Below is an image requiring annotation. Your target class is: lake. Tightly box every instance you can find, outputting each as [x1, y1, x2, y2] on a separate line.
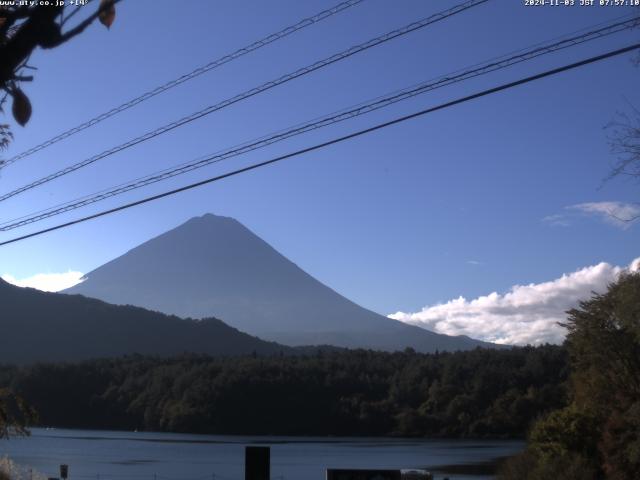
[0, 428, 524, 480]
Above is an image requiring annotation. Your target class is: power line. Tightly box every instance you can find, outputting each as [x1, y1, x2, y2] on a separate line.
[1, 15, 637, 232]
[0, 0, 489, 203]
[0, 0, 366, 168]
[1, 42, 638, 248]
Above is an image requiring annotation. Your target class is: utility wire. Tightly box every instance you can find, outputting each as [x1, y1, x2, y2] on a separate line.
[0, 0, 489, 203]
[1, 15, 637, 232]
[1, 42, 638, 247]
[0, 0, 366, 168]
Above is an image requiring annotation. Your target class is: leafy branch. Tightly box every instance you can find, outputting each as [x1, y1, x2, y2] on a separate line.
[0, 0, 120, 131]
[0, 387, 37, 438]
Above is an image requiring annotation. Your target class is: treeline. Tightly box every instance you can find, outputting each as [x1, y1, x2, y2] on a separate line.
[0, 345, 567, 438]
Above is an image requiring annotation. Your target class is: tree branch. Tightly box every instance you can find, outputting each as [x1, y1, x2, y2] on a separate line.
[52, 0, 122, 47]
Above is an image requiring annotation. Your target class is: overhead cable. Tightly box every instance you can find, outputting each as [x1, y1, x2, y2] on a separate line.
[0, 0, 489, 202]
[1, 15, 637, 232]
[1, 41, 638, 247]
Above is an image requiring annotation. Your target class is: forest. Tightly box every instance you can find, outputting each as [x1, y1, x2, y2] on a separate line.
[1, 273, 638, 479]
[0, 344, 568, 438]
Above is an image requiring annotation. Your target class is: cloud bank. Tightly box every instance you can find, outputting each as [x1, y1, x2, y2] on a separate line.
[389, 258, 640, 346]
[2, 271, 85, 292]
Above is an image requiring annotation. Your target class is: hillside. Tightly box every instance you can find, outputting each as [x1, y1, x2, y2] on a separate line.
[0, 278, 291, 364]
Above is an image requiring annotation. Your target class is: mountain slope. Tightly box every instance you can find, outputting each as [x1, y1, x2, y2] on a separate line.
[0, 278, 291, 364]
[66, 214, 493, 352]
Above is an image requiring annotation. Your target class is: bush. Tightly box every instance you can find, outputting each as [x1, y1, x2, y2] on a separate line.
[0, 457, 46, 480]
[498, 449, 597, 480]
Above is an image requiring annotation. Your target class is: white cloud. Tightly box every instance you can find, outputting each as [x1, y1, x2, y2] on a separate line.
[1, 271, 85, 292]
[569, 201, 640, 229]
[542, 214, 571, 227]
[389, 258, 640, 346]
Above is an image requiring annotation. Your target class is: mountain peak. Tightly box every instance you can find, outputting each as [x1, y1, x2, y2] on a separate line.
[192, 212, 235, 222]
[65, 215, 493, 352]
[178, 213, 241, 229]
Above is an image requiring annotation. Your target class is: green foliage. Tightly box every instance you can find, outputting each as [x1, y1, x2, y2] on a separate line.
[564, 272, 640, 479]
[529, 404, 600, 460]
[502, 271, 640, 479]
[564, 273, 640, 411]
[0, 345, 567, 438]
[498, 449, 597, 480]
[0, 388, 36, 438]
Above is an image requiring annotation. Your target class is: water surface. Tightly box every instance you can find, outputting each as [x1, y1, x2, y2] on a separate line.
[0, 428, 524, 480]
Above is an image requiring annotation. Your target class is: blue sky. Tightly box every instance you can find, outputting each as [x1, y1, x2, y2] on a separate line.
[0, 0, 638, 330]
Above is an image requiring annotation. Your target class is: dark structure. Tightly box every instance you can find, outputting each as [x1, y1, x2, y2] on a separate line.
[245, 446, 270, 480]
